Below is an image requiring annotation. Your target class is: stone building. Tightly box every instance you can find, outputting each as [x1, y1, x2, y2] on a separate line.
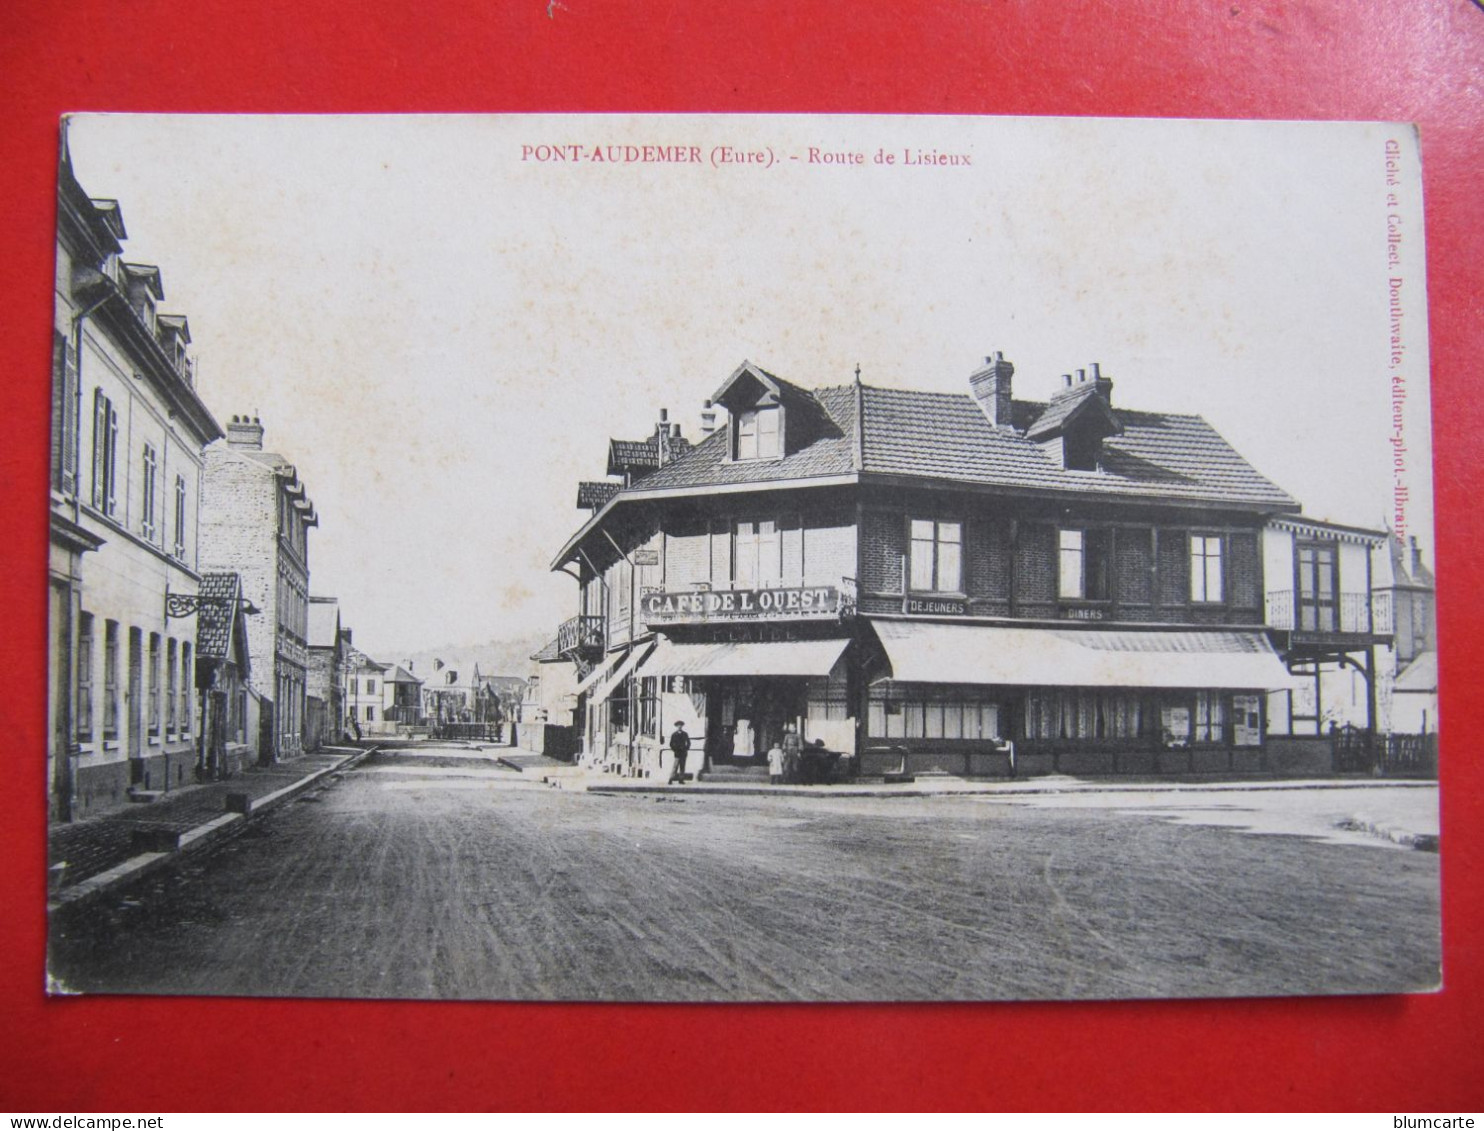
[548, 354, 1392, 780]
[342, 641, 387, 737]
[49, 141, 223, 819]
[199, 416, 317, 761]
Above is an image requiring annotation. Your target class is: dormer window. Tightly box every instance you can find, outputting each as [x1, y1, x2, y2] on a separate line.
[735, 406, 781, 460]
[712, 361, 796, 463]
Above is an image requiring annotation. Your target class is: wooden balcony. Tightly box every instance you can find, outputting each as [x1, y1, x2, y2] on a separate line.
[1266, 589, 1392, 645]
[557, 615, 605, 659]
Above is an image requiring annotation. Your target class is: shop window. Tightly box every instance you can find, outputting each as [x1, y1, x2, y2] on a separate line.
[1193, 691, 1226, 743]
[867, 688, 1003, 741]
[1190, 534, 1223, 603]
[610, 677, 631, 730]
[639, 677, 659, 738]
[1058, 528, 1110, 600]
[735, 406, 781, 460]
[76, 613, 94, 741]
[909, 519, 962, 593]
[1024, 689, 1147, 742]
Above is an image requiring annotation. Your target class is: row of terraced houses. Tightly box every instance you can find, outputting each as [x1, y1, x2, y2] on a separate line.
[45, 141, 366, 822]
[526, 355, 1436, 781]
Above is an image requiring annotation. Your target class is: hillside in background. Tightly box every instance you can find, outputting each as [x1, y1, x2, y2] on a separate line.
[366, 635, 548, 686]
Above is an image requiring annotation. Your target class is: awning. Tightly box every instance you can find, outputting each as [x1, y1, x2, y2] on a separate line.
[588, 641, 655, 703]
[871, 620, 1299, 690]
[643, 636, 850, 679]
[574, 650, 623, 697]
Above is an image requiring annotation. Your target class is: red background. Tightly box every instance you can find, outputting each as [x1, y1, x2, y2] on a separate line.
[3, 0, 1483, 1112]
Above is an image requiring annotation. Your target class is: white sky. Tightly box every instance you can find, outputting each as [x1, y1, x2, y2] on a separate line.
[65, 114, 1434, 657]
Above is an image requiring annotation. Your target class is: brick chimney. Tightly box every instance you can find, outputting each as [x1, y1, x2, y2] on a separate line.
[969, 352, 1015, 428]
[1090, 361, 1113, 405]
[226, 414, 265, 450]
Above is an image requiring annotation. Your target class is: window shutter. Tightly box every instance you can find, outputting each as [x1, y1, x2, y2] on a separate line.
[91, 389, 107, 508]
[62, 342, 79, 494]
[106, 403, 119, 516]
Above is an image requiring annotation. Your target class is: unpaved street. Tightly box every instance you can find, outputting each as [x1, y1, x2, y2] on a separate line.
[48, 746, 1441, 1001]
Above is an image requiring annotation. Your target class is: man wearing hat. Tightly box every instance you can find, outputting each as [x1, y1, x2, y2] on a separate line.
[667, 720, 692, 784]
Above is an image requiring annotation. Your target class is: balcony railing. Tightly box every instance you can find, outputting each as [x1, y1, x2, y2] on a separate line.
[1266, 589, 1392, 635]
[557, 614, 605, 658]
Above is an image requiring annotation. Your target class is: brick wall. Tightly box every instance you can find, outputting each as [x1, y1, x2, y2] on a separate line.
[1229, 530, 1262, 613]
[1116, 527, 1154, 607]
[803, 523, 854, 588]
[664, 521, 709, 588]
[1014, 522, 1057, 614]
[1157, 527, 1189, 608]
[966, 520, 1009, 600]
[860, 509, 904, 594]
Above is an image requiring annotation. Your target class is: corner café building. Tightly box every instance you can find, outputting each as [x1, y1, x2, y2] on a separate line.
[551, 356, 1315, 779]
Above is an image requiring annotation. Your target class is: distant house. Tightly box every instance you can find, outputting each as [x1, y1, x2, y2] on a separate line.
[520, 636, 579, 760]
[381, 663, 425, 728]
[306, 596, 345, 750]
[343, 644, 387, 738]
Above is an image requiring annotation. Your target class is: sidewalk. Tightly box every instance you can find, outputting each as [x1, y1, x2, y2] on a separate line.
[530, 766, 1439, 800]
[48, 745, 366, 910]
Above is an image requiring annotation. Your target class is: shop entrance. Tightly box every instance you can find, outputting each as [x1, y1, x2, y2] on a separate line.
[704, 677, 807, 765]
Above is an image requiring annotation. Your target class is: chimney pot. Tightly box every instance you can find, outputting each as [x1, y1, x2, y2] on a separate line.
[1089, 362, 1101, 381]
[659, 407, 668, 423]
[1077, 368, 1087, 383]
[226, 414, 266, 451]
[1063, 374, 1073, 388]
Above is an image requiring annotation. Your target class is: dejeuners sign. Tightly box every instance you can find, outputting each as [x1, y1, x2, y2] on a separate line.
[643, 586, 840, 623]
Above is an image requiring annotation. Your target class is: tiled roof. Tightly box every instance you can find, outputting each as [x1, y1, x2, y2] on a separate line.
[195, 573, 242, 660]
[619, 379, 1294, 509]
[1395, 651, 1437, 693]
[531, 637, 562, 662]
[631, 384, 858, 491]
[862, 386, 1296, 507]
[608, 438, 659, 473]
[577, 480, 622, 509]
[1024, 381, 1122, 440]
[383, 664, 423, 685]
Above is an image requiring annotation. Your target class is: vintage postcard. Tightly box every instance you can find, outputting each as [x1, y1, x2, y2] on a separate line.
[45, 114, 1438, 1001]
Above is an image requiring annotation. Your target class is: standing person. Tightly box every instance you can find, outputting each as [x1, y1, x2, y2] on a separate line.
[767, 740, 786, 784]
[668, 720, 692, 784]
[782, 723, 804, 784]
